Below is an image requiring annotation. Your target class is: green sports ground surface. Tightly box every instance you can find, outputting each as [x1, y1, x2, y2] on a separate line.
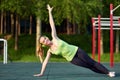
[0, 62, 120, 80]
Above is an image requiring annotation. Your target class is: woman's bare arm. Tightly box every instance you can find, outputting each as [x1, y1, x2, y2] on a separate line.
[47, 4, 58, 39]
[34, 50, 51, 77]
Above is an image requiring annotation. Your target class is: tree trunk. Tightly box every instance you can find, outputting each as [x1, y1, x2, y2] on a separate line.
[3, 12, 6, 34]
[29, 15, 32, 35]
[36, 16, 41, 54]
[14, 14, 19, 50]
[0, 10, 3, 34]
[77, 24, 80, 34]
[11, 13, 14, 36]
[115, 30, 119, 54]
[24, 20, 27, 34]
[18, 17, 20, 35]
[66, 19, 70, 34]
[73, 20, 76, 34]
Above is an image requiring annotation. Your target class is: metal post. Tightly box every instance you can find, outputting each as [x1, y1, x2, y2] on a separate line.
[92, 18, 96, 59]
[110, 4, 114, 67]
[98, 15, 101, 63]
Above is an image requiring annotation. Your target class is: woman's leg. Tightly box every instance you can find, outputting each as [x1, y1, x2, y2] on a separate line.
[71, 48, 109, 74]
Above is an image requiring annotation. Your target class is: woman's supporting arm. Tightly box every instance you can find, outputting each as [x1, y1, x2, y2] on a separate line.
[34, 50, 51, 77]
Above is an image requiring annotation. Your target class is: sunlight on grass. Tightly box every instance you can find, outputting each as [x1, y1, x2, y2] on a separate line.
[17, 53, 120, 62]
[0, 53, 120, 62]
[89, 53, 120, 62]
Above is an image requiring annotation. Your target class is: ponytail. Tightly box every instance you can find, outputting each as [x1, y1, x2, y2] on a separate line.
[36, 36, 48, 63]
[36, 43, 44, 63]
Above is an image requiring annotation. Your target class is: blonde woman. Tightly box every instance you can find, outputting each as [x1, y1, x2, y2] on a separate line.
[34, 4, 115, 77]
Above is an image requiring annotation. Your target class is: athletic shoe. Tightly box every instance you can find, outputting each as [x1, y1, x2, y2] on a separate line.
[108, 72, 115, 77]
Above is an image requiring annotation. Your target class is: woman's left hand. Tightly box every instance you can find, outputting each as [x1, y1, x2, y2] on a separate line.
[47, 4, 53, 12]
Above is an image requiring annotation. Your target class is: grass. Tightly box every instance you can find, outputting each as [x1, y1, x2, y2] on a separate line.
[20, 53, 120, 63]
[91, 53, 120, 62]
[1, 53, 119, 63]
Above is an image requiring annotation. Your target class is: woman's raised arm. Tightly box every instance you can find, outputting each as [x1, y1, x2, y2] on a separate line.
[47, 4, 58, 39]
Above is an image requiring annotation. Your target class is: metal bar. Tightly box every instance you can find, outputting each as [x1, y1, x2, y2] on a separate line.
[95, 24, 120, 26]
[5, 40, 7, 64]
[98, 15, 101, 63]
[112, 4, 120, 12]
[0, 39, 7, 64]
[92, 18, 96, 59]
[113, 16, 120, 19]
[93, 18, 110, 20]
[95, 27, 120, 30]
[110, 4, 114, 67]
[100, 21, 119, 23]
[93, 16, 120, 20]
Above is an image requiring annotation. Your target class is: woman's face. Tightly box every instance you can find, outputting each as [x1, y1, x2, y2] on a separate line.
[40, 36, 51, 46]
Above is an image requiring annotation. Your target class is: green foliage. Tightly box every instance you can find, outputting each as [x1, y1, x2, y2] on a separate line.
[8, 34, 36, 60]
[1, 0, 120, 32]
[0, 0, 109, 35]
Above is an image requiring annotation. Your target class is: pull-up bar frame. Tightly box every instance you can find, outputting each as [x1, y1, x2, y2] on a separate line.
[0, 39, 7, 64]
[92, 4, 120, 68]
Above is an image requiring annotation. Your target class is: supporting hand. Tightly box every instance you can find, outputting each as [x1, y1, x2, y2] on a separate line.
[33, 73, 43, 77]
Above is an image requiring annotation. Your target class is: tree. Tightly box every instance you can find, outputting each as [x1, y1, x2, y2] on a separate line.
[20, 0, 35, 35]
[48, 0, 84, 34]
[0, 0, 5, 34]
[33, 0, 45, 54]
[1, 0, 25, 50]
[46, 0, 103, 34]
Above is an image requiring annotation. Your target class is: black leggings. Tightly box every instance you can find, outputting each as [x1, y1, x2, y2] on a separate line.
[70, 48, 109, 74]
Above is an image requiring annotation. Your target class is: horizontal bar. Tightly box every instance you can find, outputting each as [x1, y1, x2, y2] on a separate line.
[93, 17, 120, 20]
[100, 21, 119, 24]
[95, 24, 120, 26]
[0, 39, 7, 41]
[95, 27, 120, 30]
[93, 18, 110, 20]
[113, 16, 120, 19]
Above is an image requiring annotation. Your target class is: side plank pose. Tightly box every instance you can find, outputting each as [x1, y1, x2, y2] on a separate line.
[34, 4, 115, 77]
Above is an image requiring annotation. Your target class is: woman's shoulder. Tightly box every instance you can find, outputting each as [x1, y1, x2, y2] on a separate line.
[52, 37, 60, 41]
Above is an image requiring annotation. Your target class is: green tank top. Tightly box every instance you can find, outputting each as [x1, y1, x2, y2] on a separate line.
[50, 39, 78, 61]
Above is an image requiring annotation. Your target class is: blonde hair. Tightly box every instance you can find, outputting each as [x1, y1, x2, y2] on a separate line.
[36, 44, 44, 63]
[36, 36, 49, 63]
[36, 36, 45, 63]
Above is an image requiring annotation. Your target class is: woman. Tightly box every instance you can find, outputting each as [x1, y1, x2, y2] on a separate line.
[34, 4, 115, 77]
